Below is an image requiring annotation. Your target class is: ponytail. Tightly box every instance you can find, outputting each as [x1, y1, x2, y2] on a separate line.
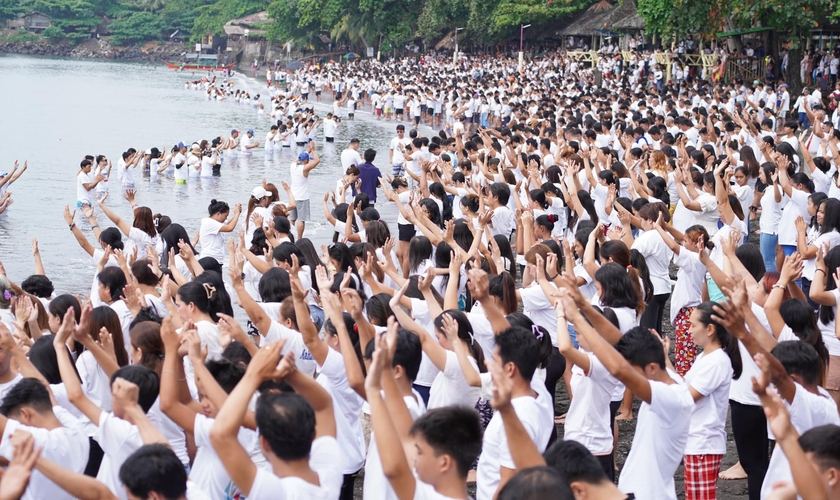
[625, 266, 647, 316]
[695, 302, 743, 379]
[489, 272, 518, 315]
[434, 310, 486, 373]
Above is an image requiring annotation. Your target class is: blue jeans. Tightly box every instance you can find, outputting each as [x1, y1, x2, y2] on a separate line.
[760, 233, 778, 272]
[799, 112, 810, 130]
[309, 304, 325, 332]
[781, 244, 796, 257]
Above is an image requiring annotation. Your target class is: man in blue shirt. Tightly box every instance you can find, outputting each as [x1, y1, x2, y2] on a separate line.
[355, 148, 382, 206]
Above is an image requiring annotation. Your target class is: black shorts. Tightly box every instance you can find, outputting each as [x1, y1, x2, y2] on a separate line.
[398, 223, 415, 242]
[326, 137, 335, 143]
[316, 90, 322, 95]
[348, 113, 355, 117]
[335, 91, 343, 100]
[395, 108, 404, 115]
[420, 105, 427, 114]
[414, 115, 420, 125]
[471, 114, 481, 124]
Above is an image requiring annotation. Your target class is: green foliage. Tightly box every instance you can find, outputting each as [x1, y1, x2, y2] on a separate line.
[0, 0, 21, 23]
[42, 24, 64, 41]
[190, 0, 266, 42]
[6, 27, 39, 42]
[109, 11, 165, 44]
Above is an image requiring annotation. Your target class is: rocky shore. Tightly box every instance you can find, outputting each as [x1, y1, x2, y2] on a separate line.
[0, 38, 186, 62]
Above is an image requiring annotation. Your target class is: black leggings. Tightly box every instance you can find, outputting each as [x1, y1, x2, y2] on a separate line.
[340, 470, 360, 500]
[730, 400, 770, 500]
[544, 350, 567, 417]
[640, 293, 670, 334]
[84, 437, 103, 477]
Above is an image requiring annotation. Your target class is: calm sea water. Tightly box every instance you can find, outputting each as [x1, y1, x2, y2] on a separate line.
[0, 55, 401, 296]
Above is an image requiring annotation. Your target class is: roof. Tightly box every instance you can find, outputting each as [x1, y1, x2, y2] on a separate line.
[556, 0, 644, 36]
[223, 10, 268, 37]
[23, 11, 50, 19]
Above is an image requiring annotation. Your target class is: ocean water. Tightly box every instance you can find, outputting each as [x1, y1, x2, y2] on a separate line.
[0, 55, 402, 296]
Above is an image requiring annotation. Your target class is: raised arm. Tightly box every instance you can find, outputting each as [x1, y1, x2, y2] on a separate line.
[64, 206, 96, 256]
[95, 195, 132, 237]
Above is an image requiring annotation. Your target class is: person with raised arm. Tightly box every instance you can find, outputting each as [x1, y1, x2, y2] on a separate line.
[556, 275, 693, 500]
[208, 342, 342, 499]
[366, 326, 482, 500]
[51, 307, 162, 500]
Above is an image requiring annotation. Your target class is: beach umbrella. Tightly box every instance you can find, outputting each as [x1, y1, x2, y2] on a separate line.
[286, 61, 304, 70]
[344, 53, 360, 59]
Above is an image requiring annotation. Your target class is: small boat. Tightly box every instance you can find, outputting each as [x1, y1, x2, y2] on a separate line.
[165, 53, 233, 71]
[164, 61, 235, 71]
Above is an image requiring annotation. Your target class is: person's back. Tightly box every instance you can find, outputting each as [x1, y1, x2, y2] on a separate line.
[0, 379, 89, 500]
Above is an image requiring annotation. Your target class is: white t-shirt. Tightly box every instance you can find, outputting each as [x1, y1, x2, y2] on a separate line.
[290, 161, 310, 200]
[489, 205, 515, 238]
[0, 410, 90, 500]
[819, 290, 840, 356]
[631, 230, 672, 295]
[363, 391, 426, 500]
[669, 249, 706, 325]
[248, 437, 343, 500]
[264, 321, 318, 376]
[691, 192, 720, 236]
[324, 119, 337, 138]
[427, 350, 480, 409]
[316, 349, 366, 474]
[684, 349, 734, 455]
[95, 412, 145, 500]
[475, 393, 554, 500]
[617, 375, 693, 500]
[761, 384, 840, 499]
[778, 189, 810, 246]
[76, 171, 94, 204]
[759, 188, 782, 235]
[199, 217, 226, 264]
[564, 354, 621, 455]
[190, 413, 266, 500]
[340, 149, 362, 170]
[519, 283, 559, 346]
[76, 350, 113, 413]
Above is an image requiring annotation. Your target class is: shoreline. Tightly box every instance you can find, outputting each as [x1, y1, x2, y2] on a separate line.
[0, 38, 187, 64]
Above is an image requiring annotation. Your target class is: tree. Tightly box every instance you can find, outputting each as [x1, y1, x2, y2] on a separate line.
[42, 24, 66, 42]
[191, 0, 267, 42]
[109, 11, 166, 44]
[0, 0, 21, 24]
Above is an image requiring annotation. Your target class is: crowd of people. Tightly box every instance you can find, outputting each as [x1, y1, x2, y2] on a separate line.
[1, 50, 840, 500]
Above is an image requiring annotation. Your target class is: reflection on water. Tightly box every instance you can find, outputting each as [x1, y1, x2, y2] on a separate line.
[0, 55, 400, 296]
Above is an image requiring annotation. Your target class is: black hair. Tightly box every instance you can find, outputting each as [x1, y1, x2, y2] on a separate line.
[47, 293, 82, 323]
[258, 268, 292, 303]
[21, 275, 53, 299]
[820, 247, 840, 326]
[294, 239, 321, 293]
[207, 199, 230, 216]
[324, 312, 365, 374]
[273, 241, 304, 268]
[544, 439, 609, 485]
[497, 467, 574, 500]
[488, 272, 518, 315]
[780, 299, 829, 385]
[159, 224, 196, 269]
[392, 327, 422, 382]
[735, 244, 766, 282]
[97, 267, 127, 302]
[409, 407, 483, 479]
[495, 327, 540, 381]
[506, 313, 553, 369]
[365, 293, 393, 327]
[256, 392, 315, 460]
[131, 259, 160, 287]
[693, 302, 743, 379]
[799, 425, 840, 473]
[772, 340, 821, 386]
[489, 182, 511, 205]
[0, 378, 52, 416]
[119, 445, 187, 500]
[594, 263, 640, 311]
[614, 326, 665, 370]
[29, 335, 81, 384]
[205, 358, 246, 394]
[98, 228, 123, 252]
[110, 365, 160, 413]
[408, 236, 433, 275]
[192, 271, 234, 321]
[433, 310, 486, 373]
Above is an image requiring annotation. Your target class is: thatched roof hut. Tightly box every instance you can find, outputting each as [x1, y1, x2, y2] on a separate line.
[556, 0, 644, 37]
